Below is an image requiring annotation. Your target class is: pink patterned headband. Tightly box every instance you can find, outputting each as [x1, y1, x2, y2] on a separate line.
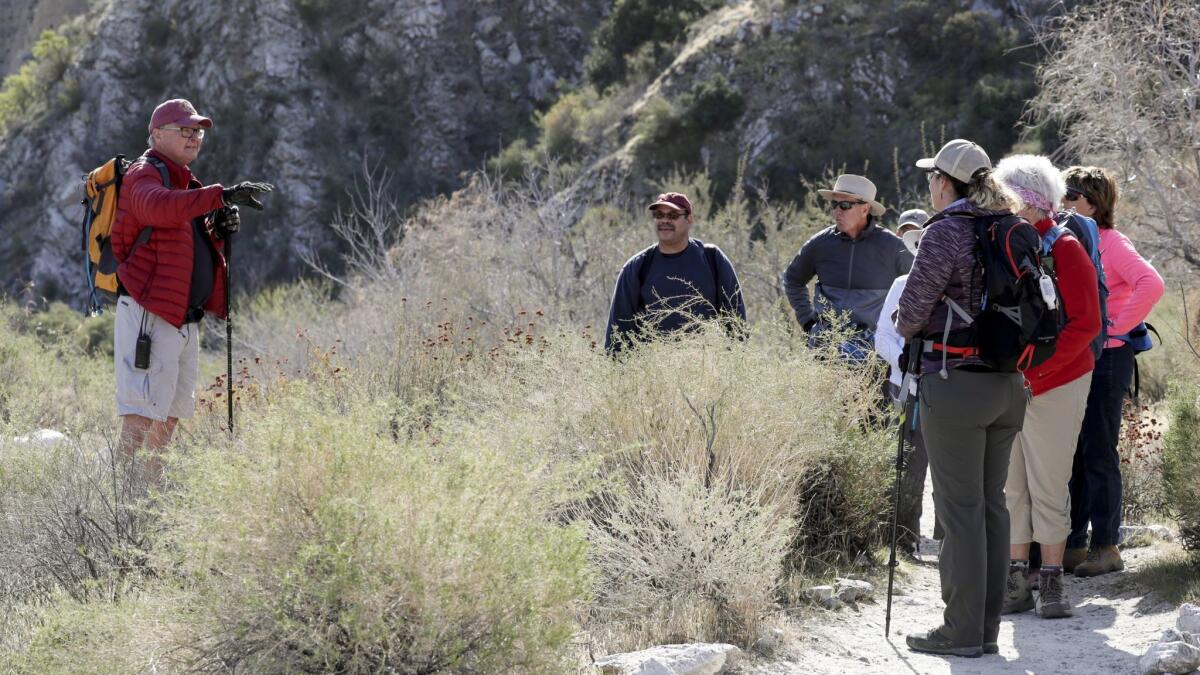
[1007, 184, 1055, 213]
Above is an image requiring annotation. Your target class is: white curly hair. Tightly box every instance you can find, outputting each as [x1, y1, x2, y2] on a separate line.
[993, 154, 1066, 219]
[993, 153, 1070, 216]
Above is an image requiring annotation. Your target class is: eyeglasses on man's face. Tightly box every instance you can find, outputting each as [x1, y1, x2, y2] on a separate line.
[651, 210, 686, 221]
[160, 126, 206, 140]
[830, 200, 867, 211]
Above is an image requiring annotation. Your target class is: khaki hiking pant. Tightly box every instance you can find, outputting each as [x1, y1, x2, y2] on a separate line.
[1006, 372, 1092, 545]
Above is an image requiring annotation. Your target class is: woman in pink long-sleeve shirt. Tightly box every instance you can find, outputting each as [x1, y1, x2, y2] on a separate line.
[1061, 166, 1165, 578]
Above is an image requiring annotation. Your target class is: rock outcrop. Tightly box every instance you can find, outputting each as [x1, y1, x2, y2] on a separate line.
[0, 0, 602, 300]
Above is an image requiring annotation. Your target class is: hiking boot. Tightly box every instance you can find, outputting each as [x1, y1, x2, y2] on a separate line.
[1036, 572, 1073, 618]
[1063, 547, 1088, 574]
[906, 627, 983, 658]
[1028, 569, 1040, 591]
[1073, 545, 1124, 577]
[1002, 568, 1035, 614]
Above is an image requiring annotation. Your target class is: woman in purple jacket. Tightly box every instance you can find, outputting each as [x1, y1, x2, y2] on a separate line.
[897, 140, 1028, 658]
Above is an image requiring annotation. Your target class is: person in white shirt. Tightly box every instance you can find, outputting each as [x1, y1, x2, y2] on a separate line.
[875, 208, 933, 551]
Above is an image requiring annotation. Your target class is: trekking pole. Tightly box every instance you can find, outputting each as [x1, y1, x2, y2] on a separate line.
[225, 232, 234, 435]
[886, 338, 923, 637]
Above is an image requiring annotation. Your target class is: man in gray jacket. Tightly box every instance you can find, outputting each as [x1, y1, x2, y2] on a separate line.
[783, 174, 912, 361]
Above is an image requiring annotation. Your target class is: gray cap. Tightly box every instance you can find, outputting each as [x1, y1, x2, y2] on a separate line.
[897, 208, 929, 230]
[916, 139, 991, 183]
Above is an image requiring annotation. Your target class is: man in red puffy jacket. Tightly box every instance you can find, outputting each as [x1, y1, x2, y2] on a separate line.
[111, 98, 272, 478]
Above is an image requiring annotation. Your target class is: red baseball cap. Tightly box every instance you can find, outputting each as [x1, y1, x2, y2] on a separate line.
[647, 192, 692, 215]
[148, 98, 213, 133]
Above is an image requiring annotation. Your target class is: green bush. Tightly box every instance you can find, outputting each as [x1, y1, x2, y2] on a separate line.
[584, 0, 723, 90]
[1163, 382, 1200, 550]
[0, 30, 74, 133]
[0, 305, 112, 434]
[679, 75, 745, 134]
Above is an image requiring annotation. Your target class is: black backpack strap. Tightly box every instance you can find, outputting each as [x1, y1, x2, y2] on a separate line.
[123, 155, 171, 265]
[634, 244, 657, 288]
[143, 154, 172, 188]
[703, 243, 722, 310]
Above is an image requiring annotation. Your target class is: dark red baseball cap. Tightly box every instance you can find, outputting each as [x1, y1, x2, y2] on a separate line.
[148, 98, 213, 133]
[647, 192, 692, 215]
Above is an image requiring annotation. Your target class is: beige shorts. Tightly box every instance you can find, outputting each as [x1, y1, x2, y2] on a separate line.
[1006, 371, 1093, 545]
[114, 296, 200, 422]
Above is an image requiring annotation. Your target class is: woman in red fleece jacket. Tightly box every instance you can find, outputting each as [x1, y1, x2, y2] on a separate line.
[994, 155, 1101, 621]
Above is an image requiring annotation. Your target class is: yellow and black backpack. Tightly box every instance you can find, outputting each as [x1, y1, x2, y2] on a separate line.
[81, 154, 168, 314]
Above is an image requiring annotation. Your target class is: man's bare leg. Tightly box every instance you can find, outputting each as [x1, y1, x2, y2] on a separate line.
[117, 414, 179, 482]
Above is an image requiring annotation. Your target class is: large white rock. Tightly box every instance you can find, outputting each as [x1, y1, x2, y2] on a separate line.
[1139, 641, 1200, 675]
[1158, 628, 1200, 648]
[835, 578, 874, 603]
[1120, 524, 1176, 548]
[12, 429, 67, 448]
[594, 643, 742, 675]
[804, 585, 834, 603]
[1180, 604, 1200, 635]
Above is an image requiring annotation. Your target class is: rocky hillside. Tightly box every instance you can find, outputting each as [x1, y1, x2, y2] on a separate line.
[0, 0, 1066, 306]
[0, 0, 604, 300]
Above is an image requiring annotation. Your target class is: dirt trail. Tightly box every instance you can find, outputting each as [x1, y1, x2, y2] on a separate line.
[746, 482, 1180, 674]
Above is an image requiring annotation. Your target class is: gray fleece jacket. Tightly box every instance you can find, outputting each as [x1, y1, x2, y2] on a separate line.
[783, 224, 913, 330]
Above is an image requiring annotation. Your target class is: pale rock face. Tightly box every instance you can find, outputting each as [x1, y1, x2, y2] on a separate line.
[594, 643, 742, 675]
[1138, 640, 1200, 675]
[12, 429, 68, 448]
[1180, 604, 1200, 635]
[1119, 524, 1175, 548]
[834, 578, 874, 603]
[0, 0, 602, 300]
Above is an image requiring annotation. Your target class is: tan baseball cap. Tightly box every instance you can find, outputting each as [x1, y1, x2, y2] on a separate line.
[916, 139, 991, 183]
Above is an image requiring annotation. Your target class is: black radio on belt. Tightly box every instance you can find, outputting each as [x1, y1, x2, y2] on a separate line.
[135, 333, 152, 370]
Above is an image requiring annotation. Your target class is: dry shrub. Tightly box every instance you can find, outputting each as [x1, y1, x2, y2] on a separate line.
[0, 307, 154, 638]
[152, 376, 589, 673]
[1118, 402, 1168, 524]
[0, 305, 113, 436]
[1164, 382, 1200, 550]
[585, 472, 792, 650]
[1030, 0, 1200, 271]
[456, 320, 890, 650]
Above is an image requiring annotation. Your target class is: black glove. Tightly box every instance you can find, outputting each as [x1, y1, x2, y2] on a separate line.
[897, 346, 910, 376]
[212, 206, 240, 239]
[802, 318, 817, 334]
[222, 181, 274, 210]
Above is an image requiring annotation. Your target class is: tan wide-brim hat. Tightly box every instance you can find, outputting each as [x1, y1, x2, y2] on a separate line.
[817, 174, 886, 216]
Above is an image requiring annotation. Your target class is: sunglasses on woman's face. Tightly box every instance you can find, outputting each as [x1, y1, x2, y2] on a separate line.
[830, 200, 867, 211]
[1064, 187, 1086, 202]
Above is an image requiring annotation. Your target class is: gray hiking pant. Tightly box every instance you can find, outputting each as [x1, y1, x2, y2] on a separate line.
[919, 368, 1026, 646]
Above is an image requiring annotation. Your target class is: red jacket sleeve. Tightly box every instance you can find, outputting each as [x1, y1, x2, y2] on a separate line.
[1042, 235, 1101, 377]
[124, 167, 225, 228]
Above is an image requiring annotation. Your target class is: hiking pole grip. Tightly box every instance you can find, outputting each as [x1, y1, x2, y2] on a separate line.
[886, 338, 924, 637]
[226, 233, 234, 435]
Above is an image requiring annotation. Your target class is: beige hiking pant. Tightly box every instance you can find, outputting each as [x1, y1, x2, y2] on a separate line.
[1006, 372, 1093, 545]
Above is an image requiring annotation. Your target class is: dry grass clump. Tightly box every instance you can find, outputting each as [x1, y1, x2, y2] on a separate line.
[0, 304, 113, 436]
[0, 307, 153, 643]
[451, 319, 890, 650]
[3, 370, 592, 674]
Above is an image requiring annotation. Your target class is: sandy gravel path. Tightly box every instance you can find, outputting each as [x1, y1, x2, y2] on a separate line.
[743, 481, 1180, 674]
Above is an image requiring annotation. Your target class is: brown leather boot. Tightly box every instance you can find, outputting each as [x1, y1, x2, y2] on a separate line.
[1063, 547, 1088, 574]
[1073, 545, 1124, 577]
